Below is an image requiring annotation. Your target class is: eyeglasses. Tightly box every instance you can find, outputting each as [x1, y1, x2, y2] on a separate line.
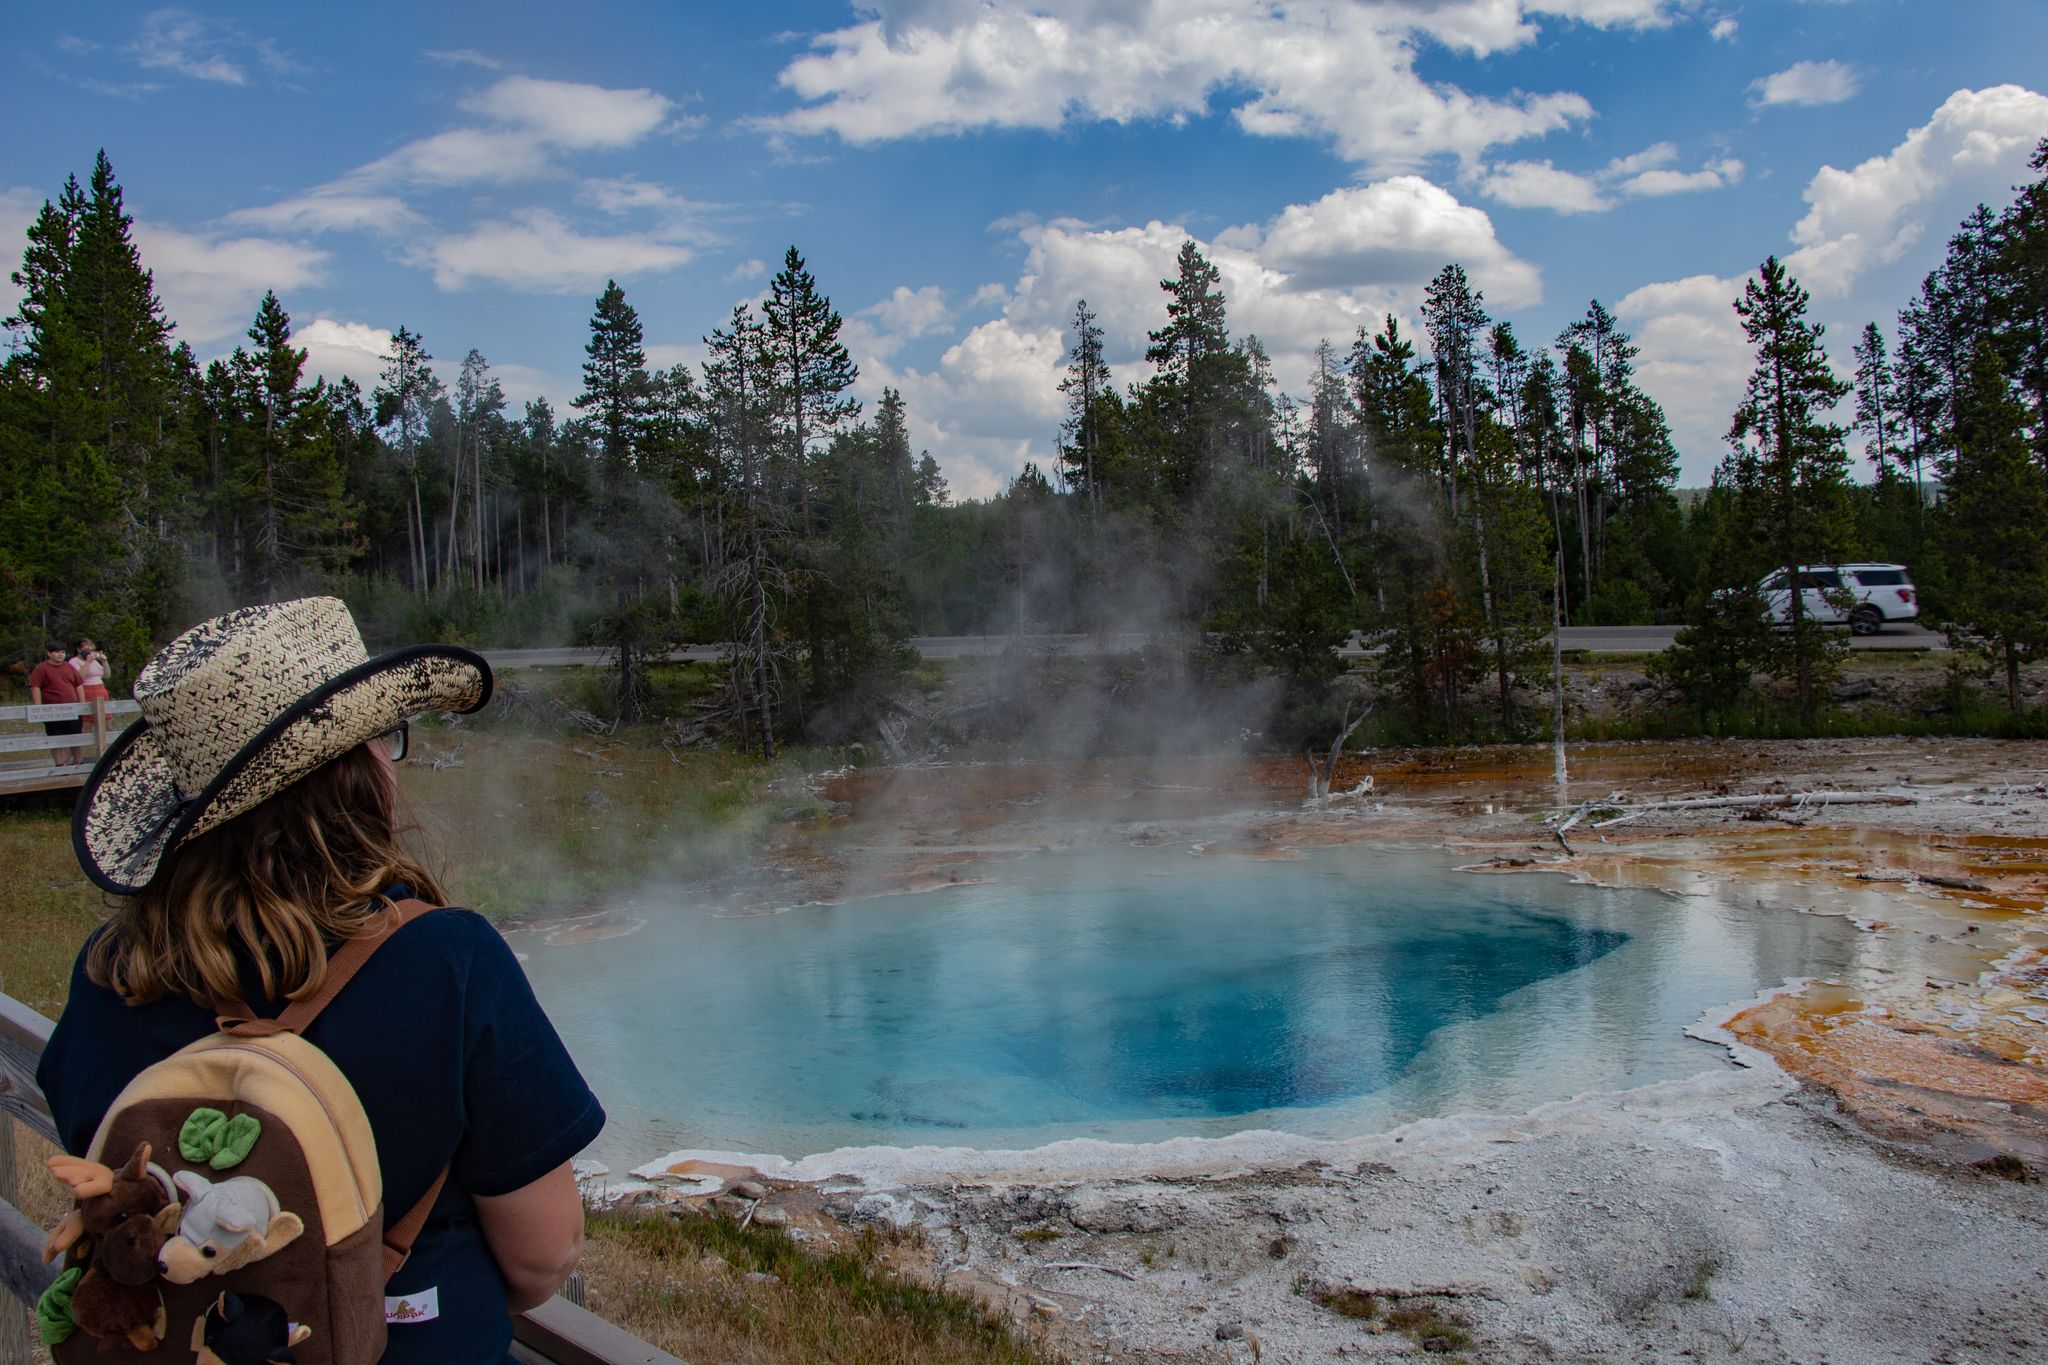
[374, 721, 409, 763]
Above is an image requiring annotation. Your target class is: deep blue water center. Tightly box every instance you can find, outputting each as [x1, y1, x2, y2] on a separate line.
[522, 847, 1853, 1164]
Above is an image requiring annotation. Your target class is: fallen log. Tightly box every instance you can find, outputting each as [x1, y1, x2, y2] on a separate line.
[1590, 790, 1920, 827]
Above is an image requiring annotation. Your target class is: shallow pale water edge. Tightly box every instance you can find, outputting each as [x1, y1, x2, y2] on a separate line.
[517, 847, 1858, 1169]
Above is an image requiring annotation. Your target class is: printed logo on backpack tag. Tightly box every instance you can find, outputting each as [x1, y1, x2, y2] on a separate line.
[385, 1287, 440, 1324]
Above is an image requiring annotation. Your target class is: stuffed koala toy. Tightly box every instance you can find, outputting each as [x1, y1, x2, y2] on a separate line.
[158, 1170, 305, 1283]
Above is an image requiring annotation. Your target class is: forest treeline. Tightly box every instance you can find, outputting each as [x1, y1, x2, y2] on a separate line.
[3, 148, 2046, 752]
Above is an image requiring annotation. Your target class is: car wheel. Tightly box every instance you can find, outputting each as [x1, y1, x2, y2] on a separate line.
[1850, 606, 1882, 636]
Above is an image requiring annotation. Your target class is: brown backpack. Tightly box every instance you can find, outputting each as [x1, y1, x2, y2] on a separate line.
[38, 900, 446, 1363]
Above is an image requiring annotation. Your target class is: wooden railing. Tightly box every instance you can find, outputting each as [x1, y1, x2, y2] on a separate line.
[0, 991, 680, 1364]
[0, 700, 140, 794]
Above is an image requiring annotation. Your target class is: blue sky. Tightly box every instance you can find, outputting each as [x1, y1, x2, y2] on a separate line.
[5, 2, 2046, 497]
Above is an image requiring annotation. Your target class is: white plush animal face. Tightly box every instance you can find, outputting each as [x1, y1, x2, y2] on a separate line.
[157, 1173, 291, 1284]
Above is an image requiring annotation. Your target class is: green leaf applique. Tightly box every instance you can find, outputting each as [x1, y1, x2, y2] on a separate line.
[179, 1107, 262, 1169]
[36, 1266, 83, 1345]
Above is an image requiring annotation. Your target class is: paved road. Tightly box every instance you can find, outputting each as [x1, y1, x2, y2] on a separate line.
[485, 623, 1944, 670]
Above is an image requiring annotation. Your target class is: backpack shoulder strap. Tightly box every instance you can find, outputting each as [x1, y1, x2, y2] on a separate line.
[211, 897, 452, 1277]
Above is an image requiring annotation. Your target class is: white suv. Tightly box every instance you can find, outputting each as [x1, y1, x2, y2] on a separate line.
[1759, 563, 1919, 636]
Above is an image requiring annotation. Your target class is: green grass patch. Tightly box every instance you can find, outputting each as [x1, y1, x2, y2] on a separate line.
[0, 806, 114, 1014]
[1312, 1285, 1381, 1319]
[583, 1207, 1056, 1365]
[1384, 1301, 1473, 1354]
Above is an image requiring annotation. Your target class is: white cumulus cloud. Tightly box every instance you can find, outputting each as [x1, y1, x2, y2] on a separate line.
[1472, 144, 1742, 214]
[1471, 160, 1611, 214]
[864, 285, 954, 339]
[848, 174, 1540, 499]
[460, 75, 672, 150]
[1622, 158, 1743, 196]
[1786, 84, 2048, 295]
[133, 222, 328, 345]
[0, 187, 44, 320]
[223, 193, 422, 235]
[766, 0, 1626, 171]
[1615, 272, 1752, 474]
[295, 318, 395, 393]
[407, 209, 694, 292]
[1750, 60, 1860, 109]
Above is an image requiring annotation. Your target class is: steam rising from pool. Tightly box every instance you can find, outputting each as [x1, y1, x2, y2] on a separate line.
[518, 848, 1857, 1168]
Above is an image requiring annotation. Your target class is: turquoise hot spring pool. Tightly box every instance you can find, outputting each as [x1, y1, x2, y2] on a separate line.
[515, 846, 1857, 1168]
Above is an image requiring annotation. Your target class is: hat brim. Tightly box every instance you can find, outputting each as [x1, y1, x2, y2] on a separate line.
[73, 645, 492, 895]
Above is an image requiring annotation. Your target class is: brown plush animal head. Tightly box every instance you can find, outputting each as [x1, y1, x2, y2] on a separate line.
[97, 1202, 182, 1286]
[44, 1142, 175, 1264]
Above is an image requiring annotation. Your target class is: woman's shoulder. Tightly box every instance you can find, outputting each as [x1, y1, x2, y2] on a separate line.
[382, 905, 525, 983]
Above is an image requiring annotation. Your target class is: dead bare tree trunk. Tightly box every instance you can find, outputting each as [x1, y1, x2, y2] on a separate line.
[1307, 702, 1371, 801]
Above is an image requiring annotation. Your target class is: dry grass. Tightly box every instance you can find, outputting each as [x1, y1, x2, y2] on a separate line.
[580, 1208, 1059, 1365]
[0, 803, 113, 1017]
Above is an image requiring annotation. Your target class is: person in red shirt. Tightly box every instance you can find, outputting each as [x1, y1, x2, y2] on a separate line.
[28, 641, 85, 766]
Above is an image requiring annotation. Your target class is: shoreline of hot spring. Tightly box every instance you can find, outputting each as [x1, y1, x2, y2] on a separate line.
[523, 738, 2048, 1189]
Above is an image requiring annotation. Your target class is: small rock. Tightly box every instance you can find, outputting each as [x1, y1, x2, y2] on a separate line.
[730, 1179, 770, 1200]
[743, 1271, 781, 1286]
[752, 1205, 790, 1228]
[581, 789, 612, 812]
[1030, 1298, 1062, 1317]
[710, 1195, 752, 1219]
[1215, 1321, 1246, 1341]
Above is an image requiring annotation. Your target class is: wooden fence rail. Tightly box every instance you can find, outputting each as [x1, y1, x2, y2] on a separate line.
[0, 700, 141, 795]
[0, 990, 681, 1364]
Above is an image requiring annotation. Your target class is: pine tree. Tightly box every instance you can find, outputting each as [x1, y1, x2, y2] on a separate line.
[1144, 240, 1234, 497]
[373, 325, 441, 593]
[762, 245, 858, 526]
[1994, 138, 2048, 477]
[1727, 257, 1855, 723]
[575, 279, 650, 477]
[1056, 299, 1111, 508]
[702, 304, 782, 757]
[1935, 343, 2048, 712]
[229, 291, 353, 599]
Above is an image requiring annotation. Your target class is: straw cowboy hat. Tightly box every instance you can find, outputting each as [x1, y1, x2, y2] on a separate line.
[73, 596, 492, 895]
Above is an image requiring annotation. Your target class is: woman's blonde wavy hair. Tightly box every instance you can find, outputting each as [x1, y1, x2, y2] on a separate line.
[90, 744, 446, 1007]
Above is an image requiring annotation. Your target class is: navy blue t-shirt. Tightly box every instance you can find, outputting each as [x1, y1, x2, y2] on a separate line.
[38, 902, 605, 1365]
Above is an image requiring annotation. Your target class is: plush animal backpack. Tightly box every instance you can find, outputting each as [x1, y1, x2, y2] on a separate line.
[37, 900, 446, 1364]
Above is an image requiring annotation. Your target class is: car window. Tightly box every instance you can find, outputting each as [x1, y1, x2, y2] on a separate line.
[1851, 568, 1907, 586]
[1801, 570, 1842, 589]
[1760, 573, 1787, 592]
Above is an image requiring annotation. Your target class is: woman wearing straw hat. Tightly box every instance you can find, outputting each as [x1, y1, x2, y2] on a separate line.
[37, 596, 605, 1363]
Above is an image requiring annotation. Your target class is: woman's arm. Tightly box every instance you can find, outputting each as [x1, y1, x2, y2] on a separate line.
[472, 1161, 586, 1313]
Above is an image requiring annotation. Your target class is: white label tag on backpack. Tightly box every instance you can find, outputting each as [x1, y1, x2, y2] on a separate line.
[385, 1287, 440, 1324]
